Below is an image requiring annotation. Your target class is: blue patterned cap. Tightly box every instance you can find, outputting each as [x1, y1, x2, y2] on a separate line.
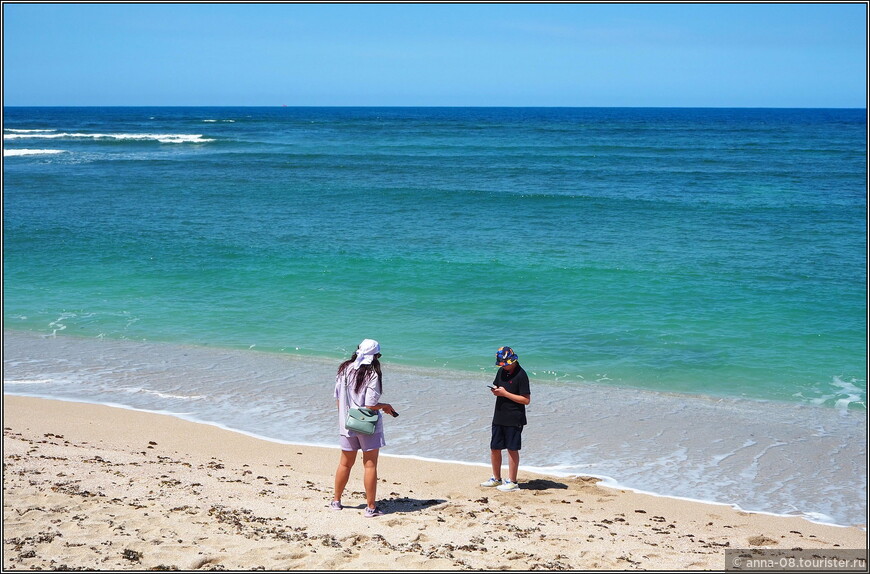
[496, 346, 518, 366]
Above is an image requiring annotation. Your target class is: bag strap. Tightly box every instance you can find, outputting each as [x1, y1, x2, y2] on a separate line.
[343, 370, 363, 410]
[343, 373, 353, 409]
[343, 368, 377, 413]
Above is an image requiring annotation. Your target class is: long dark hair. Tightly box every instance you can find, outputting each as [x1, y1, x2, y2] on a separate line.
[338, 353, 382, 394]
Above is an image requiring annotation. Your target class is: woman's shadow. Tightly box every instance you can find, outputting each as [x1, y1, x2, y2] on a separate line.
[379, 497, 448, 513]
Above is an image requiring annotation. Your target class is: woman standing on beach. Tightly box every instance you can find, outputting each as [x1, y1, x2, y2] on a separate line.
[332, 338, 397, 517]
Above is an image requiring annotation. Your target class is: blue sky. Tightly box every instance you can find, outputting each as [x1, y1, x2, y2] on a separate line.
[2, 3, 867, 107]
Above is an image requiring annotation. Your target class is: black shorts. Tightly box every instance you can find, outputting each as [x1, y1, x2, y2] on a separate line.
[490, 424, 523, 451]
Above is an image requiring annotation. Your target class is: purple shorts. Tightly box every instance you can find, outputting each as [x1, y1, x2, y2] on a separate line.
[339, 432, 386, 452]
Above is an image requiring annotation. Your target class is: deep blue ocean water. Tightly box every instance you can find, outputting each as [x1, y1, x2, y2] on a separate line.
[3, 107, 867, 525]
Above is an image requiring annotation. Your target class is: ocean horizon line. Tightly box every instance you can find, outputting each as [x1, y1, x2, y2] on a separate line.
[3, 104, 867, 111]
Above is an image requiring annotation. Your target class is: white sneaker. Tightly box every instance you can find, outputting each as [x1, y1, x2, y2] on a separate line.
[496, 480, 519, 492]
[480, 477, 503, 487]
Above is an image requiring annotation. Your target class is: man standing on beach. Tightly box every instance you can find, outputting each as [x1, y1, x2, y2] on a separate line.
[480, 346, 531, 492]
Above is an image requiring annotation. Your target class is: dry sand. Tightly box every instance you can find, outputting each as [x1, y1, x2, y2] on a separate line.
[3, 395, 865, 571]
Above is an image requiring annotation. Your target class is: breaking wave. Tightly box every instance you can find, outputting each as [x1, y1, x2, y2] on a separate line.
[4, 131, 213, 144]
[4, 149, 67, 157]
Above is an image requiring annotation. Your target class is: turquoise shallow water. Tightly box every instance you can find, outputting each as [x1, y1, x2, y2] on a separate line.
[4, 107, 866, 407]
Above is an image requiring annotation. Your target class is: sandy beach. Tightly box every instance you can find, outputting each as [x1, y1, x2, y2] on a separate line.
[3, 395, 865, 571]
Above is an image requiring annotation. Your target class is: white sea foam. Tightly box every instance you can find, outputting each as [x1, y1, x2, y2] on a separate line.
[830, 376, 866, 411]
[799, 376, 867, 411]
[116, 386, 204, 401]
[4, 129, 57, 133]
[4, 149, 67, 157]
[3, 132, 213, 144]
[4, 379, 53, 385]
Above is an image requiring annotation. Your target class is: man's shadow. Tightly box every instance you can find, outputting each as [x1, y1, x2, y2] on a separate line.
[519, 478, 569, 491]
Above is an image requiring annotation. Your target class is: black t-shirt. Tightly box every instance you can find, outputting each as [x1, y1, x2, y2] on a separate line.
[491, 364, 530, 427]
